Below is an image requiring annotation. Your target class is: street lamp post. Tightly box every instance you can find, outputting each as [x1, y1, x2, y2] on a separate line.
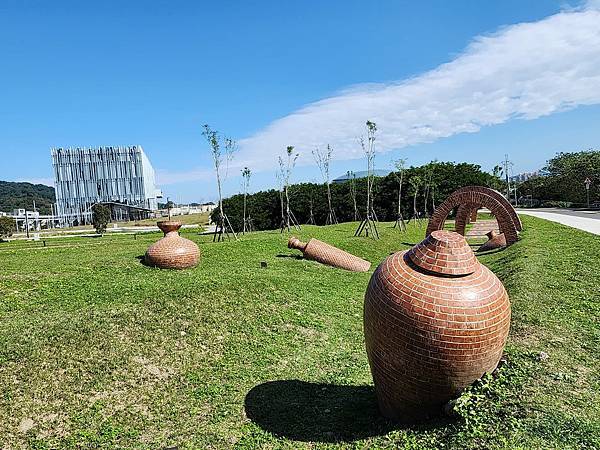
[584, 178, 591, 209]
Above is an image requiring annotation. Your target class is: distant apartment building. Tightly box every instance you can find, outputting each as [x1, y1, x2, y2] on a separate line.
[51, 145, 162, 226]
[510, 171, 540, 183]
[161, 202, 216, 217]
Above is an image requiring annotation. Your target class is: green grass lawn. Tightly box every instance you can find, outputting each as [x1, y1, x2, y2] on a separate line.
[19, 212, 210, 237]
[116, 212, 211, 227]
[0, 217, 598, 449]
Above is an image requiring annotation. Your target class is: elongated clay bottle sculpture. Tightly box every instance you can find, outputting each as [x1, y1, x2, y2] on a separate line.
[477, 230, 507, 252]
[145, 221, 200, 269]
[364, 230, 510, 420]
[288, 237, 371, 272]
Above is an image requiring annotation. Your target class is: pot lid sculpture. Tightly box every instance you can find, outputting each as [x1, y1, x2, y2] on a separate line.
[364, 230, 510, 421]
[145, 221, 200, 269]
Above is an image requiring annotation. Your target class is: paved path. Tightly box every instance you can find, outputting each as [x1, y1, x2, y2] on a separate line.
[465, 220, 499, 238]
[517, 208, 600, 236]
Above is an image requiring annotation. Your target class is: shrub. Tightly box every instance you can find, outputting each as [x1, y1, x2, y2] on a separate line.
[92, 204, 111, 234]
[0, 216, 15, 239]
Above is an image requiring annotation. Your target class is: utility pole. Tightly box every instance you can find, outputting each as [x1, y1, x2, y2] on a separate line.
[33, 200, 38, 231]
[512, 169, 518, 207]
[502, 154, 514, 202]
[25, 210, 30, 238]
[585, 178, 592, 209]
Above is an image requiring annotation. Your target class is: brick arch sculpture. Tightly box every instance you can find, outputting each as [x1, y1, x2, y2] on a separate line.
[426, 186, 522, 245]
[455, 203, 483, 236]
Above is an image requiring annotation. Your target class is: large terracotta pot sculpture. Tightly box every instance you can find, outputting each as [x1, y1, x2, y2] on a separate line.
[145, 221, 200, 269]
[364, 230, 510, 420]
[288, 237, 371, 272]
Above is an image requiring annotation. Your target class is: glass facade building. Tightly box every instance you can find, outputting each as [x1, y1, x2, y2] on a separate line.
[51, 145, 161, 226]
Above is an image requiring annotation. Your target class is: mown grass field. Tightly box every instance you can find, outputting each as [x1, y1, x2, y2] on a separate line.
[16, 212, 211, 237]
[117, 212, 211, 227]
[0, 216, 598, 449]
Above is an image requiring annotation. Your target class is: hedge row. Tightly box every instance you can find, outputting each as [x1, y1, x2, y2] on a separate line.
[213, 161, 502, 231]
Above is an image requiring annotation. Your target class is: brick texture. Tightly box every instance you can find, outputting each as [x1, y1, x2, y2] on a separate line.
[455, 203, 480, 236]
[288, 237, 371, 272]
[145, 221, 200, 269]
[427, 186, 522, 246]
[477, 231, 507, 252]
[364, 230, 510, 420]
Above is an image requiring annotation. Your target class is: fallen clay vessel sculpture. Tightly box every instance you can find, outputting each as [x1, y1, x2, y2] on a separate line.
[145, 221, 200, 269]
[364, 230, 510, 421]
[477, 230, 507, 252]
[288, 237, 371, 272]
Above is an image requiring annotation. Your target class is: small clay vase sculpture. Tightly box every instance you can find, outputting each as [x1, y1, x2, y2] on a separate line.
[288, 237, 371, 272]
[364, 230, 510, 421]
[477, 230, 507, 252]
[145, 221, 200, 269]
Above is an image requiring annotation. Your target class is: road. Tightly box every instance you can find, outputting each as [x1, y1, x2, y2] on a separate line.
[517, 208, 600, 236]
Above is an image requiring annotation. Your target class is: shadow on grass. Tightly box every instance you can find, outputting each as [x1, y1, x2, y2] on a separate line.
[244, 380, 451, 443]
[475, 247, 506, 256]
[275, 253, 304, 260]
[135, 254, 153, 267]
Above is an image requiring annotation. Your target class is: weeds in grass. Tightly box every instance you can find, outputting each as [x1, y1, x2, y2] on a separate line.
[0, 217, 598, 448]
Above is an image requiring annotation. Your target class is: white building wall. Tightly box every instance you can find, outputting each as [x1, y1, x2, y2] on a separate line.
[140, 149, 160, 210]
[51, 145, 160, 225]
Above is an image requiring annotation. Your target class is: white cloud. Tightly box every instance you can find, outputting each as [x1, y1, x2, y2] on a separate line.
[235, 4, 600, 172]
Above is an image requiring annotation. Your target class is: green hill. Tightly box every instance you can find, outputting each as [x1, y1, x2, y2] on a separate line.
[0, 181, 55, 214]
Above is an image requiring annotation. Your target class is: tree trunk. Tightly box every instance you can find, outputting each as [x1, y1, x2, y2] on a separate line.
[413, 190, 418, 216]
[280, 189, 284, 226]
[243, 191, 247, 234]
[285, 185, 291, 231]
[326, 182, 336, 224]
[397, 172, 403, 217]
[217, 171, 224, 228]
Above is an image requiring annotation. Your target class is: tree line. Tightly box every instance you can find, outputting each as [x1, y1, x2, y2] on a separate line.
[211, 161, 502, 231]
[517, 150, 599, 206]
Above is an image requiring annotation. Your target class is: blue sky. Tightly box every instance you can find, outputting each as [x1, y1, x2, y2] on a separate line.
[1, 0, 599, 203]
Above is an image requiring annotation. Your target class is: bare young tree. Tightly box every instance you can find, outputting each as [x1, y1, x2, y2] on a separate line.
[241, 167, 253, 234]
[409, 174, 422, 225]
[276, 168, 285, 227]
[312, 144, 337, 225]
[347, 170, 359, 221]
[307, 195, 316, 225]
[422, 161, 436, 217]
[202, 124, 238, 241]
[279, 145, 301, 232]
[392, 158, 407, 231]
[354, 120, 379, 238]
[306, 183, 316, 225]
